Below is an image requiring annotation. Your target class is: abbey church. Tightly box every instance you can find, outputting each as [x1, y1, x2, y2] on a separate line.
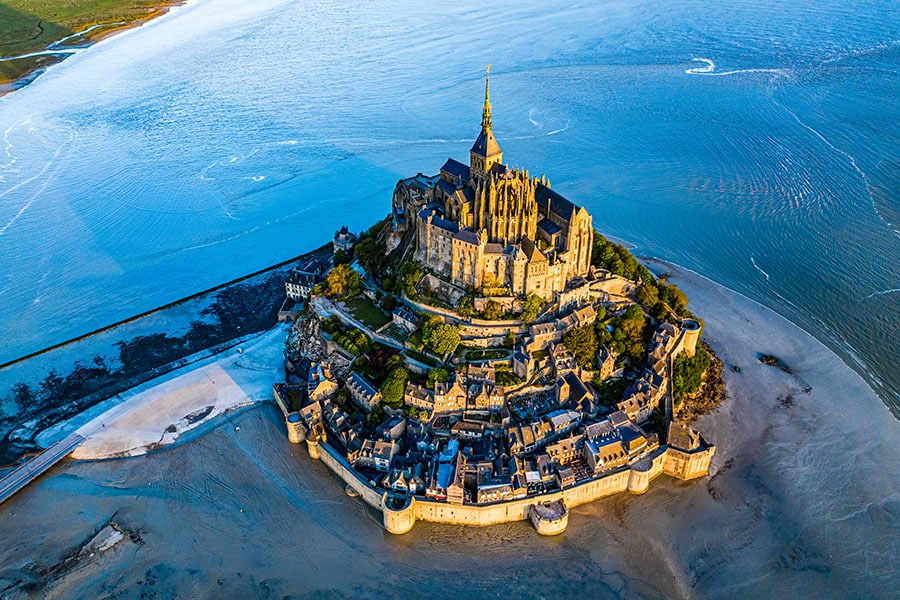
[392, 67, 593, 300]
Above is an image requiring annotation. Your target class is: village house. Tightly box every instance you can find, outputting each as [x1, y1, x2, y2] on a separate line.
[345, 372, 382, 413]
[545, 433, 584, 467]
[404, 382, 434, 413]
[285, 268, 317, 301]
[307, 362, 338, 402]
[434, 377, 467, 413]
[355, 439, 399, 472]
[616, 368, 666, 423]
[392, 305, 421, 332]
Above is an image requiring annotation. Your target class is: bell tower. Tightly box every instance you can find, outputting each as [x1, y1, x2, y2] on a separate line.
[470, 65, 503, 181]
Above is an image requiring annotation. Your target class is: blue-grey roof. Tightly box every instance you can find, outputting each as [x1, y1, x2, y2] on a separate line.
[537, 218, 563, 236]
[436, 179, 457, 195]
[287, 270, 316, 286]
[347, 372, 378, 397]
[457, 187, 475, 204]
[440, 158, 470, 182]
[471, 129, 502, 157]
[454, 228, 481, 245]
[432, 216, 459, 234]
[536, 183, 577, 219]
[392, 305, 419, 323]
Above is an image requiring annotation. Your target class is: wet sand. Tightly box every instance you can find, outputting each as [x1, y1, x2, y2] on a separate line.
[0, 263, 897, 599]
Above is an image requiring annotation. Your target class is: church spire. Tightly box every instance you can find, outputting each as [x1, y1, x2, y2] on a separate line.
[481, 64, 492, 132]
[470, 64, 502, 181]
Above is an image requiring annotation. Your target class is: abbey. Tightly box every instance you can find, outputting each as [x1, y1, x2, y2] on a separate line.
[393, 67, 593, 299]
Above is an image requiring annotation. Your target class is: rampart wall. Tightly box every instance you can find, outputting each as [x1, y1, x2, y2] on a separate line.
[306, 436, 713, 535]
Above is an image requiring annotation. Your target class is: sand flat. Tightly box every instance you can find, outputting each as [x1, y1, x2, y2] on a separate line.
[72, 364, 249, 459]
[0, 268, 897, 599]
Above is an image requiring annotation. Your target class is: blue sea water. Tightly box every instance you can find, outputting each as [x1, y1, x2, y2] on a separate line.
[0, 0, 897, 414]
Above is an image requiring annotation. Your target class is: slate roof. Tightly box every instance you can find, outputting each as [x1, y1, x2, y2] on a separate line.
[537, 218, 563, 236]
[432, 216, 460, 234]
[536, 183, 577, 218]
[347, 372, 379, 400]
[454, 228, 481, 245]
[440, 158, 470, 182]
[437, 179, 458, 195]
[456, 187, 475, 204]
[471, 129, 502, 157]
[287, 270, 316, 287]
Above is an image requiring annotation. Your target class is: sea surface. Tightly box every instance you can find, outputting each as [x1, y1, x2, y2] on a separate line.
[0, 0, 897, 416]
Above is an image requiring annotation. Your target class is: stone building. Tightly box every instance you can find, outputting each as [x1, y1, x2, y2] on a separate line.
[333, 225, 356, 253]
[395, 67, 593, 300]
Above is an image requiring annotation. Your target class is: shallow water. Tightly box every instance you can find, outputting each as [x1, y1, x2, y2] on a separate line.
[1, 266, 897, 598]
[0, 0, 897, 414]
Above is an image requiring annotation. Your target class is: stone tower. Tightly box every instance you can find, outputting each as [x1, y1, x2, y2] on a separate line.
[469, 65, 503, 182]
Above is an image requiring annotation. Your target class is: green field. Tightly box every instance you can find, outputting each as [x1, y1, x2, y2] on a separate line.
[0, 1, 177, 83]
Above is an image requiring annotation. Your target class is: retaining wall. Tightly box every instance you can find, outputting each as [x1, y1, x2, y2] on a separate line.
[305, 438, 714, 534]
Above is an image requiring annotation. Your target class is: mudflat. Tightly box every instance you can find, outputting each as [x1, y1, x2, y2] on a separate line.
[0, 262, 896, 599]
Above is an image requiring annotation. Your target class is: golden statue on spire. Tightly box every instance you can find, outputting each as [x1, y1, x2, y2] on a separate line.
[482, 64, 492, 131]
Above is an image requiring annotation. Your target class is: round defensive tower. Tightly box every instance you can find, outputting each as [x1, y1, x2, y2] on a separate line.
[382, 493, 417, 534]
[680, 318, 701, 357]
[530, 500, 569, 535]
[285, 412, 306, 444]
[627, 458, 654, 494]
[305, 430, 321, 460]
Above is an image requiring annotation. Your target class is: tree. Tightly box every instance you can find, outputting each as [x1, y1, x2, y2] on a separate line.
[426, 367, 451, 388]
[592, 377, 629, 406]
[635, 283, 659, 308]
[332, 249, 352, 265]
[457, 295, 475, 318]
[380, 367, 409, 409]
[381, 293, 398, 312]
[334, 388, 353, 412]
[326, 264, 362, 298]
[425, 323, 461, 356]
[504, 330, 516, 349]
[520, 294, 545, 324]
[562, 324, 598, 369]
[611, 305, 649, 366]
[355, 237, 386, 276]
[483, 300, 503, 320]
[673, 347, 711, 404]
[398, 261, 424, 298]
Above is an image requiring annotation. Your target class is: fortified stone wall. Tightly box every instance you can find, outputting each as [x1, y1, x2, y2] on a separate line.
[303, 439, 715, 534]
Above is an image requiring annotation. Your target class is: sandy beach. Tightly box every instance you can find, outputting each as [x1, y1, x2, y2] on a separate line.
[0, 262, 896, 599]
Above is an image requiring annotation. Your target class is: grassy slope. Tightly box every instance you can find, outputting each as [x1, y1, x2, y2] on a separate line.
[0, 0, 178, 82]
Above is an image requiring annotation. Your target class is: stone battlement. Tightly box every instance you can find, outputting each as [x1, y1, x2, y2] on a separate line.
[304, 433, 714, 535]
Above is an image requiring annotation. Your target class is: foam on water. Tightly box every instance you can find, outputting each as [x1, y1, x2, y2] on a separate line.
[0, 0, 896, 412]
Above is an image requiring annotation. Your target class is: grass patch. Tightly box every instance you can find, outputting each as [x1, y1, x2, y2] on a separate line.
[344, 296, 391, 330]
[466, 349, 508, 361]
[0, 1, 181, 83]
[495, 370, 524, 386]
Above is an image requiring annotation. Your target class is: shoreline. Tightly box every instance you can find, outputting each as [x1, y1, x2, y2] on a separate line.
[0, 252, 895, 598]
[31, 250, 894, 463]
[638, 254, 899, 419]
[0, 2, 186, 99]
